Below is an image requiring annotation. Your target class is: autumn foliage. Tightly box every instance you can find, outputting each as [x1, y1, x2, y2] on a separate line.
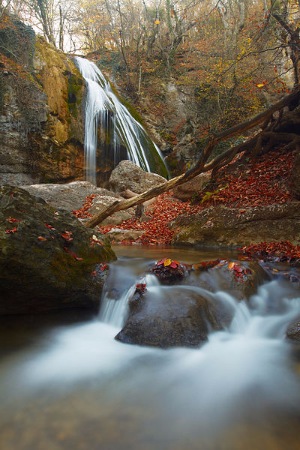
[73, 147, 298, 262]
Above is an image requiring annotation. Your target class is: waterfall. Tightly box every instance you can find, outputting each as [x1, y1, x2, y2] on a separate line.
[74, 56, 168, 185]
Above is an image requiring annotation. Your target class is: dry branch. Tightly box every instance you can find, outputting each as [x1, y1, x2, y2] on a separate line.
[84, 86, 300, 229]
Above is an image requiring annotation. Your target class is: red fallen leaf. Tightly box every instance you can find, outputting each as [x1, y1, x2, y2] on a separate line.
[170, 261, 179, 269]
[156, 258, 167, 266]
[63, 247, 83, 261]
[45, 223, 56, 230]
[6, 217, 21, 223]
[5, 227, 18, 234]
[61, 231, 73, 242]
[135, 282, 147, 293]
[37, 236, 47, 241]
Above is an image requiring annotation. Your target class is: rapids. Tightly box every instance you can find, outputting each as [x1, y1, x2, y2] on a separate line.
[0, 247, 299, 449]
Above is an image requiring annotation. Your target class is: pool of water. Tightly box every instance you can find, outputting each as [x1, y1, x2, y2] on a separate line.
[0, 247, 299, 450]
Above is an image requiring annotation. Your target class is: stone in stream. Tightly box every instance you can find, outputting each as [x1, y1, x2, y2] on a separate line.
[115, 283, 221, 348]
[115, 258, 271, 348]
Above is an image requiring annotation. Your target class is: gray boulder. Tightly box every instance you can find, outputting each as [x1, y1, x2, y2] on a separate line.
[108, 160, 166, 194]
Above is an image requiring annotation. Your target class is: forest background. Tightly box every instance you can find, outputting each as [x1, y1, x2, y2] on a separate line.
[1, 0, 300, 176]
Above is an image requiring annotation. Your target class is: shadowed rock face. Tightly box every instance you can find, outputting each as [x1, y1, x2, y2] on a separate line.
[0, 186, 116, 315]
[0, 15, 84, 186]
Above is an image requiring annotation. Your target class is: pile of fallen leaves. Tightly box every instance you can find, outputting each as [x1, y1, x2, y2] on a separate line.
[195, 148, 296, 208]
[73, 148, 297, 248]
[240, 241, 300, 266]
[98, 194, 203, 245]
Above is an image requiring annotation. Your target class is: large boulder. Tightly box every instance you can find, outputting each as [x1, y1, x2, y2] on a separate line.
[108, 160, 166, 194]
[0, 14, 84, 186]
[22, 181, 136, 225]
[115, 284, 221, 348]
[0, 186, 116, 315]
[22, 181, 120, 212]
[171, 203, 300, 247]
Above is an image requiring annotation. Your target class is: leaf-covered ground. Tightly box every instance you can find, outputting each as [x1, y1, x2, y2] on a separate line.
[74, 148, 299, 260]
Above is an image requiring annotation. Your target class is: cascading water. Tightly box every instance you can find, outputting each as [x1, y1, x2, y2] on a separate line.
[0, 250, 299, 449]
[74, 56, 168, 185]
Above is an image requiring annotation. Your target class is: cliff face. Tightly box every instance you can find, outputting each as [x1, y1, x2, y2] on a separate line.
[0, 14, 84, 186]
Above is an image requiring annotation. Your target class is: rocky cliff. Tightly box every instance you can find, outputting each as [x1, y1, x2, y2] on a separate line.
[0, 14, 84, 186]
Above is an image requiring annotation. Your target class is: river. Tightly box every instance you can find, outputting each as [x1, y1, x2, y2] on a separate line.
[0, 246, 299, 450]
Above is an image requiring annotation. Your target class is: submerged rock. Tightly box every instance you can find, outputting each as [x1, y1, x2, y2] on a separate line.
[0, 186, 116, 315]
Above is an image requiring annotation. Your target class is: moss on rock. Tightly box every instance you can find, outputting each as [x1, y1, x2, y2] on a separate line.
[0, 185, 116, 315]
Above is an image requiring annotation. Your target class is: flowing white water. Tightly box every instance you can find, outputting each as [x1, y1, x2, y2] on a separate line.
[74, 57, 168, 184]
[0, 254, 299, 448]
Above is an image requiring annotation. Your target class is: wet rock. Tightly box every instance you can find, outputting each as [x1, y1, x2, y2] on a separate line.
[116, 257, 270, 348]
[0, 185, 116, 315]
[171, 203, 300, 247]
[286, 318, 300, 342]
[194, 260, 270, 301]
[115, 284, 221, 348]
[258, 261, 300, 288]
[108, 160, 166, 194]
[149, 258, 188, 284]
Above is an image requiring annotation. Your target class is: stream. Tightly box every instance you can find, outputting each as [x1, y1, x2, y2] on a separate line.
[0, 246, 299, 450]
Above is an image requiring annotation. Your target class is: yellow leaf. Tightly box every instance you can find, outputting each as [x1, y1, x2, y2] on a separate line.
[228, 262, 235, 270]
[154, 19, 160, 25]
[164, 258, 172, 267]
